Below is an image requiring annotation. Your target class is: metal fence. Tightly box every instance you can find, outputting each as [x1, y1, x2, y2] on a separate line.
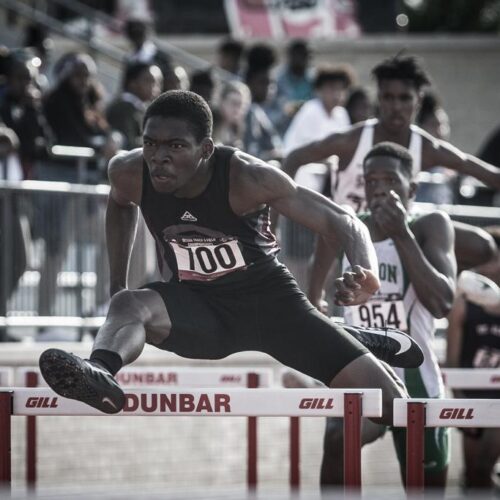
[1, 179, 499, 338]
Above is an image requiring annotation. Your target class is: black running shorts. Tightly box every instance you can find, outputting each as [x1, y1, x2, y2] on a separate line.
[144, 259, 368, 386]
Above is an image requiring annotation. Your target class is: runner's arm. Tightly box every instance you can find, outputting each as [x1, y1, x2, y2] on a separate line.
[106, 152, 141, 296]
[395, 211, 456, 318]
[445, 294, 466, 369]
[243, 163, 380, 300]
[308, 236, 336, 309]
[428, 138, 500, 190]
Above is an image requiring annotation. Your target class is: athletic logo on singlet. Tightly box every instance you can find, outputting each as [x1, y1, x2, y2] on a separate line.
[180, 211, 198, 222]
[163, 225, 247, 282]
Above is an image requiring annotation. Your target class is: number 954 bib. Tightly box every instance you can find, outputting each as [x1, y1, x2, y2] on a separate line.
[345, 298, 408, 331]
[169, 237, 247, 282]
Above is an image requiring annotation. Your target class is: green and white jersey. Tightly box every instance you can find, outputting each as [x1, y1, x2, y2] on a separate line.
[341, 229, 444, 399]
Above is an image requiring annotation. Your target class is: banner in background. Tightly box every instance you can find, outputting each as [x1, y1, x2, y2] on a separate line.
[224, 0, 360, 38]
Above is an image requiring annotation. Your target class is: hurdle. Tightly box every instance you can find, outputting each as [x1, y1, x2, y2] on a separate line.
[15, 366, 273, 489]
[0, 387, 382, 492]
[394, 396, 500, 491]
[441, 368, 500, 390]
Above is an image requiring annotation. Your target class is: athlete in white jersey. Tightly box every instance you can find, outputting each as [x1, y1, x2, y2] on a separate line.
[334, 118, 422, 211]
[313, 143, 456, 488]
[283, 54, 499, 272]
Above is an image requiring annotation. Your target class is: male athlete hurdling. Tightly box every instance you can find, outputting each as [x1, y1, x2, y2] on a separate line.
[39, 90, 422, 420]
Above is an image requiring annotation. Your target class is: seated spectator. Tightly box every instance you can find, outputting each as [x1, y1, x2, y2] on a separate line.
[216, 37, 244, 78]
[163, 65, 189, 91]
[124, 16, 172, 92]
[276, 39, 315, 130]
[243, 65, 283, 162]
[107, 61, 162, 150]
[189, 68, 215, 106]
[283, 64, 353, 154]
[345, 86, 374, 124]
[245, 43, 287, 136]
[212, 81, 250, 149]
[43, 52, 118, 183]
[0, 51, 49, 179]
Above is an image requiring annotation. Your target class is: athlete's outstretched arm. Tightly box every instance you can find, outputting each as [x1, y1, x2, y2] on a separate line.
[233, 156, 379, 304]
[106, 151, 142, 296]
[453, 221, 497, 272]
[425, 136, 500, 190]
[282, 130, 353, 179]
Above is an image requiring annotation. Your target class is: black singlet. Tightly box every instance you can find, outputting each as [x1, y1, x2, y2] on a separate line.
[140, 145, 279, 285]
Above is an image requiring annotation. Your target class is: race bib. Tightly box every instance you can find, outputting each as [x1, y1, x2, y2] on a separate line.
[169, 238, 246, 281]
[346, 300, 408, 331]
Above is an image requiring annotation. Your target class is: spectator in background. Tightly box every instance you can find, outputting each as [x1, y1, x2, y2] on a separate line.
[345, 86, 374, 124]
[107, 62, 162, 150]
[276, 39, 314, 130]
[0, 126, 29, 342]
[212, 80, 250, 149]
[189, 69, 215, 106]
[415, 90, 456, 204]
[216, 37, 244, 78]
[446, 227, 500, 491]
[245, 43, 287, 136]
[124, 17, 172, 92]
[0, 52, 49, 179]
[23, 23, 53, 80]
[163, 65, 189, 91]
[283, 64, 353, 154]
[244, 65, 283, 162]
[43, 52, 117, 183]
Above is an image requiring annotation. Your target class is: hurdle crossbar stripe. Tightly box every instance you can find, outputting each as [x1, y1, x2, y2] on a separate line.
[11, 388, 382, 417]
[441, 368, 500, 389]
[15, 366, 273, 388]
[394, 397, 500, 427]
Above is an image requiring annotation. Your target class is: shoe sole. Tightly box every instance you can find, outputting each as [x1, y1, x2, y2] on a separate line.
[39, 348, 124, 414]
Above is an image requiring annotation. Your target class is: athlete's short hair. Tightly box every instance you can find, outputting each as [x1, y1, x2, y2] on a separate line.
[372, 54, 431, 91]
[143, 90, 213, 142]
[363, 142, 413, 177]
[314, 64, 355, 89]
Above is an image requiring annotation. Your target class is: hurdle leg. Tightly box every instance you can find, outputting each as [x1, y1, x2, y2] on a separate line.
[343, 393, 362, 490]
[406, 401, 426, 492]
[26, 371, 38, 487]
[0, 391, 12, 487]
[246, 373, 259, 489]
[289, 416, 300, 489]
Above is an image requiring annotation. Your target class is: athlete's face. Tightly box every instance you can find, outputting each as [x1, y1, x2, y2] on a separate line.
[377, 79, 421, 132]
[142, 116, 213, 195]
[364, 155, 416, 212]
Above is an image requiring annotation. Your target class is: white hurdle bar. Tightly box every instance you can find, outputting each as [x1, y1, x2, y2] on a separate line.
[441, 368, 500, 389]
[0, 388, 382, 491]
[16, 366, 272, 489]
[394, 397, 500, 492]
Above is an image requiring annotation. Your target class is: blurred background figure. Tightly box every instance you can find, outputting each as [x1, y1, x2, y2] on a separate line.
[446, 227, 500, 491]
[107, 61, 163, 150]
[275, 38, 314, 131]
[124, 16, 172, 92]
[283, 64, 353, 154]
[216, 36, 244, 79]
[162, 65, 189, 92]
[43, 51, 117, 183]
[415, 90, 456, 204]
[0, 126, 29, 341]
[243, 63, 283, 162]
[189, 68, 215, 106]
[0, 50, 49, 179]
[212, 80, 250, 149]
[345, 86, 374, 124]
